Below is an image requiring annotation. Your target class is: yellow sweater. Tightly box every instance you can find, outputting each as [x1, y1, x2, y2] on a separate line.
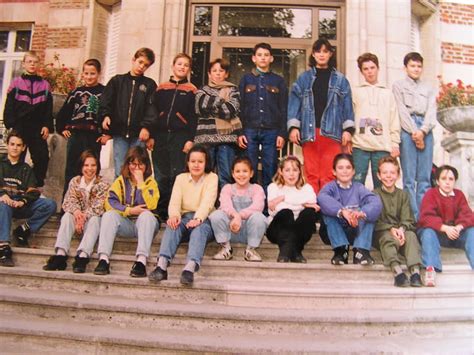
[168, 172, 218, 221]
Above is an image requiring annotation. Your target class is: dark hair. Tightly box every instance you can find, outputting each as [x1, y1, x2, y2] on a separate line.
[134, 47, 155, 65]
[121, 146, 152, 180]
[208, 58, 230, 74]
[78, 150, 101, 177]
[377, 155, 400, 174]
[185, 144, 212, 174]
[253, 42, 272, 55]
[173, 53, 192, 66]
[83, 58, 101, 73]
[332, 153, 355, 170]
[232, 156, 253, 172]
[273, 155, 305, 189]
[309, 38, 336, 68]
[403, 52, 423, 66]
[6, 130, 25, 145]
[435, 165, 458, 181]
[357, 52, 379, 71]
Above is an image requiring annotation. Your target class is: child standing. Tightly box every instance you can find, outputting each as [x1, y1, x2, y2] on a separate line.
[392, 52, 436, 220]
[94, 146, 160, 277]
[209, 157, 267, 261]
[3, 51, 53, 187]
[149, 145, 218, 286]
[146, 53, 197, 221]
[194, 58, 241, 189]
[351, 53, 400, 189]
[418, 165, 474, 287]
[56, 59, 106, 195]
[318, 154, 382, 265]
[238, 43, 288, 192]
[373, 156, 422, 287]
[266, 156, 319, 263]
[100, 47, 157, 177]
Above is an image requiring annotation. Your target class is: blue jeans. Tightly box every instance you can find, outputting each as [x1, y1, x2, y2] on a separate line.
[243, 128, 279, 193]
[208, 144, 236, 190]
[113, 136, 144, 178]
[158, 212, 214, 268]
[0, 198, 57, 242]
[400, 115, 433, 220]
[322, 215, 374, 250]
[419, 227, 474, 271]
[352, 148, 388, 189]
[54, 213, 101, 257]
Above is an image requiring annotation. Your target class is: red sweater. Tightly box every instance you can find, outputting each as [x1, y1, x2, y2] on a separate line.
[418, 188, 474, 231]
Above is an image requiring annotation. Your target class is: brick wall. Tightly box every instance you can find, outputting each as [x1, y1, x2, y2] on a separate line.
[31, 24, 48, 61]
[49, 0, 89, 9]
[440, 2, 474, 26]
[441, 42, 474, 65]
[47, 27, 87, 49]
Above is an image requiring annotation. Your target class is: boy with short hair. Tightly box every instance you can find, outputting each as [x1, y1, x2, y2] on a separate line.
[0, 131, 57, 266]
[238, 43, 288, 192]
[100, 47, 157, 177]
[3, 51, 53, 187]
[392, 52, 436, 220]
[373, 156, 422, 287]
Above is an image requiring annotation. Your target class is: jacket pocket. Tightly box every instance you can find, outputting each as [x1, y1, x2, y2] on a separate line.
[245, 84, 256, 93]
[265, 85, 280, 94]
[403, 92, 414, 108]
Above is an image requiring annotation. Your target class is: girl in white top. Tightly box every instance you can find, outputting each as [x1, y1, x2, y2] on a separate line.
[266, 156, 319, 263]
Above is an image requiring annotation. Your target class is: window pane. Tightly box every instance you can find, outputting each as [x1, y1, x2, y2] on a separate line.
[15, 30, 31, 52]
[194, 6, 212, 36]
[191, 42, 211, 88]
[319, 9, 337, 40]
[219, 7, 311, 38]
[0, 31, 8, 52]
[0, 61, 5, 98]
[11, 60, 23, 81]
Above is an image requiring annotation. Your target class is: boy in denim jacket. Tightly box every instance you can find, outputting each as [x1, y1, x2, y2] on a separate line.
[238, 43, 288, 193]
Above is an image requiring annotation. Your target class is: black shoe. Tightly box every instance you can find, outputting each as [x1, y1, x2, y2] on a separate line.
[291, 253, 307, 263]
[0, 244, 14, 267]
[72, 255, 89, 273]
[353, 248, 375, 265]
[43, 255, 67, 271]
[394, 273, 410, 287]
[149, 266, 168, 282]
[331, 246, 349, 265]
[13, 225, 31, 247]
[410, 273, 423, 287]
[94, 259, 110, 275]
[130, 261, 147, 278]
[277, 252, 290, 263]
[180, 270, 194, 285]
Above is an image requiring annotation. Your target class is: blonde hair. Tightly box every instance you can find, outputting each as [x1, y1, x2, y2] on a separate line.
[272, 156, 305, 189]
[23, 51, 39, 62]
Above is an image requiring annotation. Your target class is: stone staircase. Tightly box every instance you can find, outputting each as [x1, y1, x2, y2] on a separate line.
[1, 215, 473, 354]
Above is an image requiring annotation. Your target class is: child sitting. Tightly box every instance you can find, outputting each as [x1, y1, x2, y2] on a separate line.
[418, 165, 474, 287]
[209, 157, 267, 262]
[266, 156, 319, 263]
[318, 153, 382, 265]
[373, 156, 422, 287]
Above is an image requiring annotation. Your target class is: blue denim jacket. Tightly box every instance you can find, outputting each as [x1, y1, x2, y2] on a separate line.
[239, 70, 288, 138]
[287, 67, 354, 143]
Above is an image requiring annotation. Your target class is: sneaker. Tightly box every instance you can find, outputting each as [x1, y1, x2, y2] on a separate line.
[353, 248, 375, 265]
[331, 246, 349, 265]
[291, 252, 307, 263]
[244, 248, 262, 262]
[94, 259, 110, 275]
[0, 245, 14, 267]
[13, 225, 31, 247]
[130, 261, 147, 278]
[72, 256, 89, 273]
[180, 270, 194, 285]
[424, 266, 436, 287]
[149, 266, 168, 282]
[43, 255, 67, 271]
[394, 273, 410, 287]
[410, 273, 423, 287]
[213, 245, 233, 260]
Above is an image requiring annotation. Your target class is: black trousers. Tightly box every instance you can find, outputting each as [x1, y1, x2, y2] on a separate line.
[20, 134, 49, 187]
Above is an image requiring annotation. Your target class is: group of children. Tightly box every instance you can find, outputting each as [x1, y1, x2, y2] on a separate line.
[1, 39, 472, 288]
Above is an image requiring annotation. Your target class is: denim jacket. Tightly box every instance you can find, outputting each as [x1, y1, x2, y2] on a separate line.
[287, 67, 354, 144]
[239, 70, 288, 138]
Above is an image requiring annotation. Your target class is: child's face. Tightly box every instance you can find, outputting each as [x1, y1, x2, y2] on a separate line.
[232, 162, 253, 187]
[82, 157, 98, 181]
[252, 48, 273, 72]
[188, 152, 206, 179]
[208, 63, 229, 84]
[131, 56, 152, 76]
[82, 64, 100, 87]
[405, 60, 423, 81]
[281, 161, 300, 187]
[172, 57, 191, 80]
[7, 136, 26, 161]
[377, 162, 399, 190]
[437, 169, 456, 195]
[360, 60, 378, 85]
[22, 55, 39, 75]
[312, 46, 333, 69]
[333, 159, 355, 184]
[128, 159, 146, 175]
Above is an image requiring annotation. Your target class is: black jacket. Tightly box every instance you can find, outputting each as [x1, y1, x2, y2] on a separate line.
[0, 157, 40, 205]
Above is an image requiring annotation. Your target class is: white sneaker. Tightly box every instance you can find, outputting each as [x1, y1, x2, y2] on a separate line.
[213, 245, 233, 260]
[244, 247, 262, 262]
[424, 266, 436, 287]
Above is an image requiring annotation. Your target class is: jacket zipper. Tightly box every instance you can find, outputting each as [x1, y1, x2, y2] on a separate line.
[126, 79, 136, 138]
[166, 83, 179, 131]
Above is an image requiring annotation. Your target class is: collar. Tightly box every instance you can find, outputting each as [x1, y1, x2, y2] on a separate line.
[336, 180, 352, 189]
[169, 76, 188, 85]
[252, 68, 271, 76]
[438, 188, 455, 197]
[21, 73, 42, 81]
[360, 80, 386, 89]
[405, 75, 419, 85]
[187, 173, 205, 184]
[381, 185, 397, 193]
